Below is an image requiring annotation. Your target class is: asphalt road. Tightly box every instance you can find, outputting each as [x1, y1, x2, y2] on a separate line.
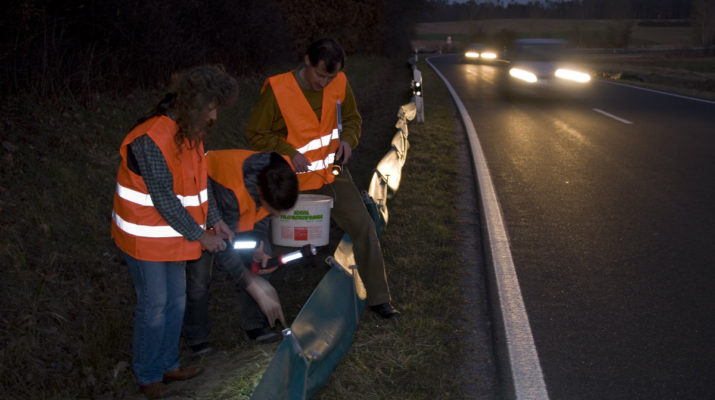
[429, 55, 715, 400]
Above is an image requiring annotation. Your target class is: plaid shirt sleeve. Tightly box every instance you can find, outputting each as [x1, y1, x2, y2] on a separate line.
[206, 179, 222, 228]
[130, 134, 205, 241]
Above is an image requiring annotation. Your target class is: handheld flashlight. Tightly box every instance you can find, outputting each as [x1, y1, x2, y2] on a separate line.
[229, 239, 258, 250]
[251, 244, 317, 274]
[331, 100, 343, 176]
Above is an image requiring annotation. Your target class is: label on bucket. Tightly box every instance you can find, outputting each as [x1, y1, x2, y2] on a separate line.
[279, 210, 324, 241]
[272, 194, 332, 247]
[280, 226, 324, 241]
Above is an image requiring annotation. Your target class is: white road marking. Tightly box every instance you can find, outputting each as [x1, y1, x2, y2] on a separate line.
[427, 56, 550, 400]
[593, 108, 633, 125]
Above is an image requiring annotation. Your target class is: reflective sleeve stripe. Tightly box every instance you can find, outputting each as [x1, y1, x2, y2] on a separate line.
[116, 183, 207, 208]
[295, 129, 339, 154]
[112, 211, 205, 238]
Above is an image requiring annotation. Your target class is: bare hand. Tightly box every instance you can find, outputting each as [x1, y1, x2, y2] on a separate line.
[212, 219, 235, 242]
[198, 230, 226, 253]
[292, 153, 309, 173]
[335, 140, 352, 164]
[245, 275, 286, 328]
[253, 241, 278, 275]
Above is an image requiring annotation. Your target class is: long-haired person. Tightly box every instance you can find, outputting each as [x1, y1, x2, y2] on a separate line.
[111, 65, 237, 399]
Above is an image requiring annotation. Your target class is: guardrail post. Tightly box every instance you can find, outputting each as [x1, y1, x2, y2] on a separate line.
[411, 68, 424, 123]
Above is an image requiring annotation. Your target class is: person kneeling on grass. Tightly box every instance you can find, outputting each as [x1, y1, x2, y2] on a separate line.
[184, 150, 298, 356]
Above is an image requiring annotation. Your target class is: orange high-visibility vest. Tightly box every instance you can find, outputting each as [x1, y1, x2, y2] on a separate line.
[111, 115, 208, 262]
[263, 71, 347, 190]
[206, 149, 271, 233]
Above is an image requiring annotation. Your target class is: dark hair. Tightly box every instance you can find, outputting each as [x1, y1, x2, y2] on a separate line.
[137, 65, 238, 151]
[306, 38, 345, 73]
[257, 152, 298, 210]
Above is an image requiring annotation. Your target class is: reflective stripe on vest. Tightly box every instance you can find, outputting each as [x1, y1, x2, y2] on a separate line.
[295, 129, 340, 154]
[112, 210, 206, 238]
[265, 71, 346, 190]
[297, 129, 339, 174]
[116, 183, 208, 208]
[111, 115, 208, 261]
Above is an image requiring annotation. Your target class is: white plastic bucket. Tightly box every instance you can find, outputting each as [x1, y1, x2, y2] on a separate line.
[272, 194, 333, 247]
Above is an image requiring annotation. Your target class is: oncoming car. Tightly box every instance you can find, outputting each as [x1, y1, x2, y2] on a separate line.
[501, 38, 592, 99]
[463, 43, 500, 64]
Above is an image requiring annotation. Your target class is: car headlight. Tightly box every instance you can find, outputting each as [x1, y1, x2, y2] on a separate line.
[465, 51, 480, 59]
[555, 68, 591, 83]
[509, 67, 538, 83]
[480, 51, 497, 60]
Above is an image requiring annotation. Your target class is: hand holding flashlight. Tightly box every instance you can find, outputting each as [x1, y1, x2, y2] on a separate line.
[251, 244, 317, 274]
[292, 153, 310, 173]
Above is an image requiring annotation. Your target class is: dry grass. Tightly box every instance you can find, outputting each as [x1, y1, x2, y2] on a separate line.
[4, 35, 707, 398]
[582, 54, 715, 101]
[1, 55, 493, 399]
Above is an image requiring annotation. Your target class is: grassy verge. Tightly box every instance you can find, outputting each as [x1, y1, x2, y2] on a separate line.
[583, 54, 715, 101]
[191, 58, 498, 399]
[1, 55, 495, 399]
[313, 61, 486, 399]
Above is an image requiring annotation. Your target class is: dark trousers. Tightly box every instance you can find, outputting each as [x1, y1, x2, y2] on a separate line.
[304, 167, 391, 306]
[184, 237, 273, 345]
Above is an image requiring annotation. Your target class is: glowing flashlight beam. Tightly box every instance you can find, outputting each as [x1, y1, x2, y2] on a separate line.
[233, 240, 258, 250]
[280, 250, 303, 264]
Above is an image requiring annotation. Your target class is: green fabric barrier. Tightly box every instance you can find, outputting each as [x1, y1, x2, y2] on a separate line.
[250, 245, 366, 400]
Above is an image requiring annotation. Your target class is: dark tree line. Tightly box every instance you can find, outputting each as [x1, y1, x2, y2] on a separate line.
[2, 0, 710, 99]
[422, 0, 713, 48]
[422, 0, 694, 20]
[0, 0, 423, 99]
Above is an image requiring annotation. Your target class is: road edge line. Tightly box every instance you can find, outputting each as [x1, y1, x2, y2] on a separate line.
[426, 56, 550, 400]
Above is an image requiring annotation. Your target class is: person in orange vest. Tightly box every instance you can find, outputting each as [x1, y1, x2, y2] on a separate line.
[184, 150, 298, 355]
[245, 38, 400, 321]
[111, 65, 237, 399]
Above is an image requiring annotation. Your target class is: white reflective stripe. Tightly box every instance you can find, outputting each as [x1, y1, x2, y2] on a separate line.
[116, 183, 207, 208]
[302, 153, 335, 173]
[116, 183, 153, 206]
[112, 211, 206, 238]
[180, 189, 208, 207]
[296, 129, 339, 154]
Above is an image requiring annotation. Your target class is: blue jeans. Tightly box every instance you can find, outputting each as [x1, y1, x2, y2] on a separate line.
[124, 252, 186, 385]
